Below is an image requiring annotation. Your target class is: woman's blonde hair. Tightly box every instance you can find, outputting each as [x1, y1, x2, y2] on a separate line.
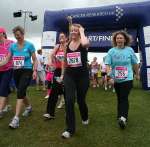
[112, 30, 132, 47]
[69, 23, 82, 41]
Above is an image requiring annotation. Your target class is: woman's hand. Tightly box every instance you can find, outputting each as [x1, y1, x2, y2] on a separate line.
[32, 70, 37, 80]
[67, 16, 72, 23]
[135, 73, 140, 80]
[79, 25, 85, 34]
[60, 74, 64, 81]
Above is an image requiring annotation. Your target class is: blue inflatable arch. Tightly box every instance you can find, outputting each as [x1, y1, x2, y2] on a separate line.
[42, 1, 150, 90]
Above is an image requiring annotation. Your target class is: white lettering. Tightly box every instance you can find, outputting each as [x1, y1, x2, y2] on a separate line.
[88, 35, 112, 42]
[71, 10, 115, 18]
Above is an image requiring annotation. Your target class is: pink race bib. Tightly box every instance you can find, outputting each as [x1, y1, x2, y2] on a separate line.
[67, 52, 82, 67]
[115, 66, 128, 79]
[13, 56, 25, 69]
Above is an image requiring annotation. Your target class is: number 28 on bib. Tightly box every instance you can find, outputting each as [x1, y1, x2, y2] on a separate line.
[67, 52, 82, 67]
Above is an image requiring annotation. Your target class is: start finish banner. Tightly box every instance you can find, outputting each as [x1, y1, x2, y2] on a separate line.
[86, 29, 137, 48]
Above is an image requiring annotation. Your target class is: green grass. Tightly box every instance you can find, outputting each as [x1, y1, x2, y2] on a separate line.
[0, 81, 150, 147]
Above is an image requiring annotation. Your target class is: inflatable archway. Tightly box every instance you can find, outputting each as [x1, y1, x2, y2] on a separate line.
[42, 1, 150, 90]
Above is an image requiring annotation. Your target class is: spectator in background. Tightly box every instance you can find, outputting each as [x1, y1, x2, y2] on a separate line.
[101, 57, 108, 91]
[44, 65, 54, 99]
[91, 57, 99, 88]
[36, 49, 46, 91]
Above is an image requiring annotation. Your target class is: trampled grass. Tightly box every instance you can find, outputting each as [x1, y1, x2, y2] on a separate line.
[0, 81, 150, 147]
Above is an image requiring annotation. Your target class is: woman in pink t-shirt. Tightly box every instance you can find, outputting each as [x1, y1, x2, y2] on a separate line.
[0, 27, 13, 118]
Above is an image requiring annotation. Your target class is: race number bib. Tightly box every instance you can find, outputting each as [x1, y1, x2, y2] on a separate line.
[13, 56, 25, 69]
[0, 54, 6, 62]
[55, 52, 64, 61]
[67, 52, 82, 67]
[115, 66, 128, 79]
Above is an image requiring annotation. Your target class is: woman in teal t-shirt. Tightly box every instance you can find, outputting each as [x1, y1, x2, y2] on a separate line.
[0, 26, 37, 129]
[105, 30, 139, 129]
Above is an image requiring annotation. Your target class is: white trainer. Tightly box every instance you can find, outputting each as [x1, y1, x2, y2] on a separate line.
[82, 119, 89, 125]
[61, 131, 71, 139]
[118, 116, 126, 129]
[44, 95, 49, 99]
[9, 117, 19, 129]
[22, 106, 32, 117]
[3, 105, 12, 112]
[43, 113, 54, 119]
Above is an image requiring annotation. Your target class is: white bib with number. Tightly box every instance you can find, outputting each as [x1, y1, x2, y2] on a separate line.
[13, 56, 25, 69]
[55, 52, 64, 61]
[67, 52, 82, 67]
[115, 66, 128, 79]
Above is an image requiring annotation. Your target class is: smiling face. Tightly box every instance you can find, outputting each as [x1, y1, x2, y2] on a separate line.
[115, 34, 126, 47]
[70, 25, 80, 40]
[59, 33, 67, 44]
[14, 30, 24, 42]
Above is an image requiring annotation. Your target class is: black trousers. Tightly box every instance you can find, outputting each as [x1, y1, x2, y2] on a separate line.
[114, 80, 133, 119]
[64, 72, 89, 134]
[46, 68, 64, 116]
[13, 69, 32, 99]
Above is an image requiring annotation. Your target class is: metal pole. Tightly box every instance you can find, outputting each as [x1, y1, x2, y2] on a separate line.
[24, 11, 28, 32]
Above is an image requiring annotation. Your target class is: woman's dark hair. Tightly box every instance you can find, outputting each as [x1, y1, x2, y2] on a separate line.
[12, 26, 25, 35]
[37, 49, 42, 54]
[3, 33, 7, 39]
[112, 30, 132, 47]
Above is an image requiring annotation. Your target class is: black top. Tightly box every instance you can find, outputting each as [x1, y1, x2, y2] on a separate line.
[65, 43, 89, 77]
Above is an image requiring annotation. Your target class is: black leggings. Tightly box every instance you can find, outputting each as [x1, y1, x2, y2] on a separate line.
[13, 69, 32, 99]
[114, 80, 133, 119]
[64, 72, 89, 134]
[46, 68, 64, 116]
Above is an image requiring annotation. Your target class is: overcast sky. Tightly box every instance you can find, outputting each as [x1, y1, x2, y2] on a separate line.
[1, 0, 146, 62]
[0, 0, 149, 37]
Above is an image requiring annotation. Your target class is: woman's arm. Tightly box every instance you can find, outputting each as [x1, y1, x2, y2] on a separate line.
[106, 64, 111, 75]
[0, 52, 12, 67]
[133, 63, 140, 80]
[79, 26, 90, 48]
[31, 52, 38, 79]
[48, 44, 59, 65]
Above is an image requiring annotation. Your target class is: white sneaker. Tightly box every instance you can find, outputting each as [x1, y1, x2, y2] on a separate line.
[9, 117, 19, 129]
[44, 95, 49, 99]
[22, 106, 32, 117]
[82, 119, 89, 125]
[57, 103, 64, 109]
[112, 88, 115, 93]
[3, 105, 12, 112]
[118, 116, 126, 129]
[105, 87, 107, 91]
[61, 131, 71, 139]
[43, 113, 54, 119]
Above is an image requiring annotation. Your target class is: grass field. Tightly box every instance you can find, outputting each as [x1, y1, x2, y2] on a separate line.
[0, 81, 150, 147]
